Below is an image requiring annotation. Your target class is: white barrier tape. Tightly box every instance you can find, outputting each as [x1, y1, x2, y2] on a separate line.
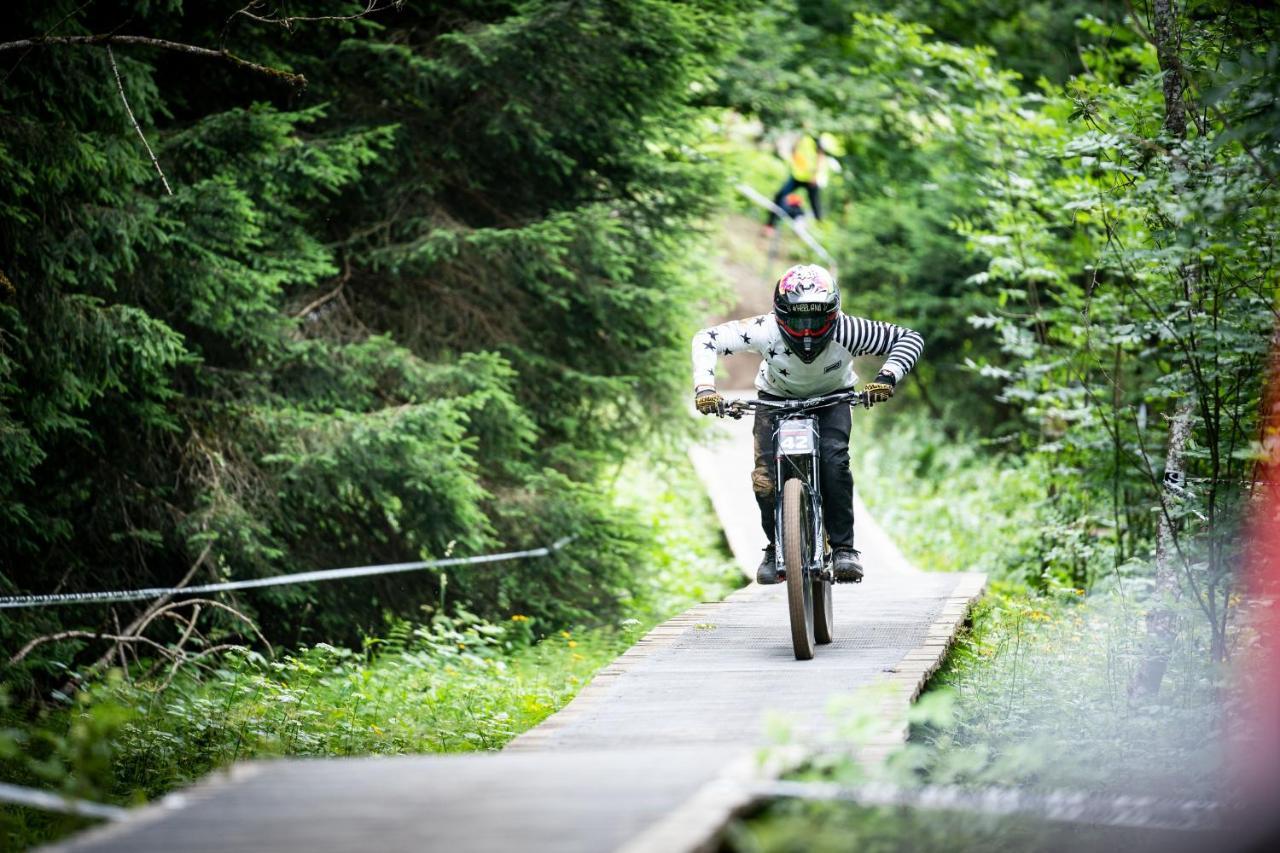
[0, 537, 573, 609]
[735, 183, 838, 269]
[757, 779, 1221, 832]
[0, 782, 129, 821]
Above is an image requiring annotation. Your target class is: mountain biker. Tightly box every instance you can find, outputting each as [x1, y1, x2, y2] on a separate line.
[763, 132, 844, 236]
[691, 264, 923, 585]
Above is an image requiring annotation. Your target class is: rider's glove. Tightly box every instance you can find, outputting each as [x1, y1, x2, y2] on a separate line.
[862, 372, 896, 408]
[695, 388, 724, 416]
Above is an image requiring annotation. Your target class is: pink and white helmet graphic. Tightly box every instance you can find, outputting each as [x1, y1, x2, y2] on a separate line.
[777, 264, 835, 296]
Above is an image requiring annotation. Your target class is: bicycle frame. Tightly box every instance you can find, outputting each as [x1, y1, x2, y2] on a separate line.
[723, 389, 867, 582]
[773, 414, 826, 581]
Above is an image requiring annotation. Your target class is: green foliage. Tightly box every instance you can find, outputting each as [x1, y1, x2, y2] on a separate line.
[2, 0, 749, 686]
[718, 3, 1273, 848]
[0, 615, 633, 846]
[724, 584, 1225, 852]
[1, 459, 739, 849]
[726, 799, 1178, 853]
[854, 417, 1104, 588]
[721, 0, 1274, 606]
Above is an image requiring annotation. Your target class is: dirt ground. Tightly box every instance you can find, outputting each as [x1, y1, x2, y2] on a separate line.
[705, 213, 812, 390]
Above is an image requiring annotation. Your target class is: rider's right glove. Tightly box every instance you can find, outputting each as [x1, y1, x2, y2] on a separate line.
[862, 372, 896, 408]
[695, 388, 725, 416]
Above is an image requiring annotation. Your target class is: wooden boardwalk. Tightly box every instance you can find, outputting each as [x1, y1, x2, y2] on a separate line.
[54, 417, 983, 853]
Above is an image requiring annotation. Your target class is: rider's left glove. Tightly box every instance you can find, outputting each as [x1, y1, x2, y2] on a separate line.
[862, 372, 896, 408]
[695, 388, 725, 416]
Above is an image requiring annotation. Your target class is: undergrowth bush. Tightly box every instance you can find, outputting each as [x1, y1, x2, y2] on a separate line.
[854, 415, 1104, 589]
[0, 613, 633, 845]
[727, 415, 1229, 851]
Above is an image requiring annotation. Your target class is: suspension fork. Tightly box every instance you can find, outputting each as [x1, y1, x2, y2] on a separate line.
[772, 415, 825, 575]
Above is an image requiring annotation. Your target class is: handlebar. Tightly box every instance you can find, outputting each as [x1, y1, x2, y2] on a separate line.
[718, 389, 868, 420]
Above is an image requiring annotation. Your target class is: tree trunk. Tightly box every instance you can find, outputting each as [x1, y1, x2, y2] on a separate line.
[1130, 400, 1193, 700]
[1128, 0, 1194, 704]
[1153, 0, 1186, 138]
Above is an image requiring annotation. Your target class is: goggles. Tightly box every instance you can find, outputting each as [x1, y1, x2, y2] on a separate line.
[778, 311, 836, 337]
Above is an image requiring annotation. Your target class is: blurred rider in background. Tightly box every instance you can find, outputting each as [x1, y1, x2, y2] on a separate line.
[763, 131, 843, 237]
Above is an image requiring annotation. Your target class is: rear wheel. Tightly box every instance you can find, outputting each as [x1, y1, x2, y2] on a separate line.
[782, 478, 815, 660]
[813, 567, 834, 645]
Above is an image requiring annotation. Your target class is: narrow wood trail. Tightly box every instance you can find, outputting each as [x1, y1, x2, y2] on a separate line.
[54, 417, 983, 853]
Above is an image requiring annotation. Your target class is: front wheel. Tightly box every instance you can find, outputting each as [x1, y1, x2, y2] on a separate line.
[782, 478, 816, 660]
[813, 570, 834, 645]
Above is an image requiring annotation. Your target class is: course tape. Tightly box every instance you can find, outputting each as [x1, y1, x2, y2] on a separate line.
[0, 538, 573, 610]
[0, 782, 129, 821]
[735, 183, 838, 270]
[757, 779, 1221, 832]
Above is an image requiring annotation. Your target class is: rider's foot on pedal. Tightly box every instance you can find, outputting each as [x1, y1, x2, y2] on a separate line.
[833, 547, 863, 583]
[756, 543, 782, 585]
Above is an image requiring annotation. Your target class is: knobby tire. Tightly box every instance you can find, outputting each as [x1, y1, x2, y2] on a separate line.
[783, 478, 816, 660]
[813, 568, 834, 645]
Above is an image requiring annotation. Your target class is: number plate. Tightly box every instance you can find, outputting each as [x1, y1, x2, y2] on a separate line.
[777, 419, 815, 456]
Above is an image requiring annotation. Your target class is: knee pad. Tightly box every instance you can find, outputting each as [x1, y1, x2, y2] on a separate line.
[751, 466, 774, 497]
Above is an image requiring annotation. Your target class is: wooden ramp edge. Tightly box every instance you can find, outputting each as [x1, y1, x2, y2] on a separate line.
[614, 573, 986, 853]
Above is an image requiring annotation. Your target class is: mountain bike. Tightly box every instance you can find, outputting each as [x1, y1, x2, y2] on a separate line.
[722, 389, 867, 660]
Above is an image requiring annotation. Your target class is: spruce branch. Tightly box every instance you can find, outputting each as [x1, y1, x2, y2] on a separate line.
[0, 34, 307, 88]
[107, 46, 173, 196]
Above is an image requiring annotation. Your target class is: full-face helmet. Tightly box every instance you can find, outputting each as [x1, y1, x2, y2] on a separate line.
[773, 264, 840, 363]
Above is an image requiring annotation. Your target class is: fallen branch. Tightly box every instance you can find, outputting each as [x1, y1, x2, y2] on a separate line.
[0, 34, 306, 88]
[130, 597, 274, 658]
[155, 643, 248, 691]
[294, 255, 353, 320]
[10, 631, 172, 665]
[230, 0, 403, 32]
[79, 540, 214, 682]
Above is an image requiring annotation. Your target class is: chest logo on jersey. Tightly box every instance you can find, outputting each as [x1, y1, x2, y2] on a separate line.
[823, 360, 841, 374]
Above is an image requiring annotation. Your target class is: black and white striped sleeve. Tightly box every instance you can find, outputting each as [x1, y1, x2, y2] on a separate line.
[832, 314, 925, 383]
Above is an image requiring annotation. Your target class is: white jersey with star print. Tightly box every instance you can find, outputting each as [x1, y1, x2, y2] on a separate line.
[691, 313, 924, 398]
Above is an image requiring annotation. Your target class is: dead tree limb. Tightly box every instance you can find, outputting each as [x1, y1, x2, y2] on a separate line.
[154, 644, 249, 691]
[107, 45, 173, 196]
[130, 597, 273, 657]
[294, 255, 353, 320]
[0, 34, 306, 88]
[10, 631, 173, 665]
[72, 540, 214, 690]
[230, 0, 403, 31]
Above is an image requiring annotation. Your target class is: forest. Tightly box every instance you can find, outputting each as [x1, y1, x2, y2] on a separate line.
[1, 0, 1277, 850]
